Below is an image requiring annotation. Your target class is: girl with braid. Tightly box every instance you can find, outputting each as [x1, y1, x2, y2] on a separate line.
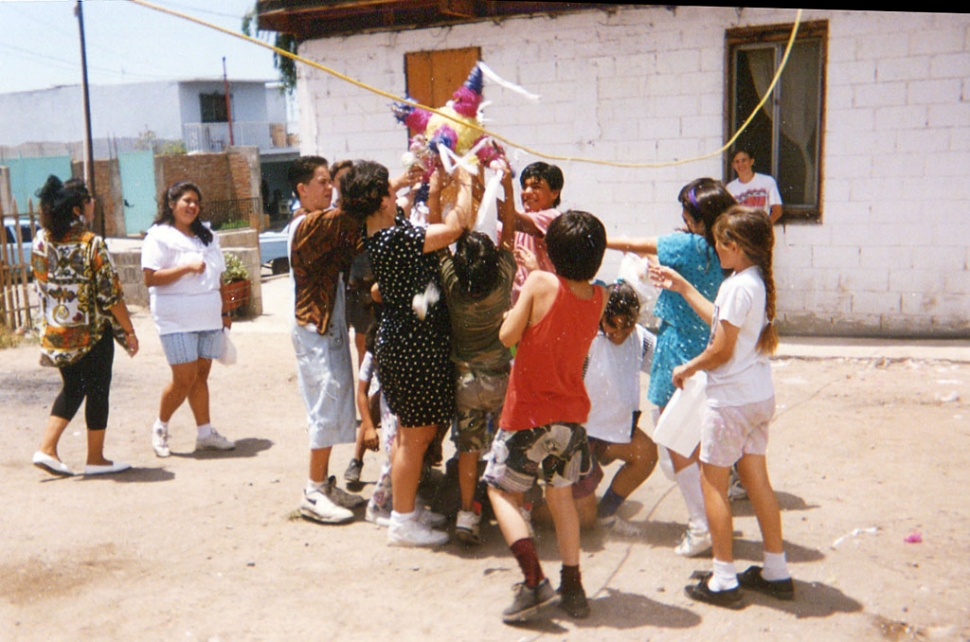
[650, 206, 792, 609]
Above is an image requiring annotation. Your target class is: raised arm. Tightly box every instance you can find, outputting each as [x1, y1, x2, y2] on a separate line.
[607, 236, 658, 256]
[498, 162, 516, 252]
[649, 264, 715, 324]
[423, 167, 471, 253]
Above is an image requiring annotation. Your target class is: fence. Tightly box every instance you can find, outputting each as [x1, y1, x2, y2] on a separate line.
[182, 121, 293, 153]
[1, 199, 37, 332]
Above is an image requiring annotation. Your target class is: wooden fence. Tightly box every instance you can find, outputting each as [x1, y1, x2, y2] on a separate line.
[1, 199, 37, 332]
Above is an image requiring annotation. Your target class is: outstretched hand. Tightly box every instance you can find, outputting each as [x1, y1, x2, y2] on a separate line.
[515, 246, 538, 272]
[649, 264, 687, 294]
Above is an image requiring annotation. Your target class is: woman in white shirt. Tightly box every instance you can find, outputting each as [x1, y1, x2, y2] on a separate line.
[141, 181, 235, 457]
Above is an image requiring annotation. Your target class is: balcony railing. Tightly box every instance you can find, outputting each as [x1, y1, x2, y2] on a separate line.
[182, 121, 296, 153]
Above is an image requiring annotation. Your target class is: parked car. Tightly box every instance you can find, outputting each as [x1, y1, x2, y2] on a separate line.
[2, 218, 34, 281]
[259, 221, 292, 275]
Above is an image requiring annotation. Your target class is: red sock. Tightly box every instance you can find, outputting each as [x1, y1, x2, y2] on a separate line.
[510, 538, 544, 588]
[560, 564, 582, 593]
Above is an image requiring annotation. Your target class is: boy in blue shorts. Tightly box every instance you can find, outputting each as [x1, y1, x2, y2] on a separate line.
[483, 210, 608, 623]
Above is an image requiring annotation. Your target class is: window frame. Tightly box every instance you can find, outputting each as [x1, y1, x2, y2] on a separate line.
[725, 20, 828, 224]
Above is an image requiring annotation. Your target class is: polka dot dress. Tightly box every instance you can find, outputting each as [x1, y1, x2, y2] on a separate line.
[365, 215, 455, 427]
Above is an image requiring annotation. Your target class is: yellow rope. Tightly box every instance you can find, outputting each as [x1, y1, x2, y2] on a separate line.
[127, 0, 802, 169]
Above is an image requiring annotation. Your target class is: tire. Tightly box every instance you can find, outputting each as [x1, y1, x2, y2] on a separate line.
[271, 258, 290, 275]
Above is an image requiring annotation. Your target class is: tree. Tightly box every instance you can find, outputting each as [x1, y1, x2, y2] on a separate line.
[242, 6, 297, 94]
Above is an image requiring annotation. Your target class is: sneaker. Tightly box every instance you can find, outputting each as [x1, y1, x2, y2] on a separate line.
[675, 525, 713, 557]
[598, 515, 640, 537]
[152, 423, 170, 458]
[415, 503, 447, 528]
[344, 458, 363, 484]
[502, 579, 559, 623]
[366, 500, 391, 527]
[728, 466, 748, 501]
[300, 488, 354, 524]
[195, 429, 234, 452]
[456, 510, 482, 545]
[737, 565, 795, 600]
[685, 574, 744, 610]
[557, 585, 590, 619]
[325, 475, 366, 509]
[387, 515, 449, 547]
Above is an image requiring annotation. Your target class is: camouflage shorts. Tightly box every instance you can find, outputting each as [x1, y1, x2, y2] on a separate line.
[484, 422, 591, 493]
[451, 369, 508, 453]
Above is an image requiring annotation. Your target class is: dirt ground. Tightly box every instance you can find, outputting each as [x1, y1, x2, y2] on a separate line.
[1, 275, 969, 641]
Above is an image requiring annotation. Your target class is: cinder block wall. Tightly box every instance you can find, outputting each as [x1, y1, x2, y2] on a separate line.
[297, 7, 970, 337]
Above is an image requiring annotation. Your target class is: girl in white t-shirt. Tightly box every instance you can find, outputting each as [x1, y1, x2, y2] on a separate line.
[651, 206, 792, 609]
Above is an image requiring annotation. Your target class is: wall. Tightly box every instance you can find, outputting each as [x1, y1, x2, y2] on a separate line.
[72, 159, 126, 238]
[297, 7, 970, 337]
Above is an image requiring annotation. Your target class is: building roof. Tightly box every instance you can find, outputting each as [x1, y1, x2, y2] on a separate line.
[256, 0, 616, 40]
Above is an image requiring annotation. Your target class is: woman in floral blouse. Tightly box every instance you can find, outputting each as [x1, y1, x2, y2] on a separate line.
[31, 176, 138, 477]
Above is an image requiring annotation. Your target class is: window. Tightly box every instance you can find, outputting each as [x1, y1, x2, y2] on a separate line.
[726, 21, 827, 222]
[200, 92, 230, 123]
[404, 47, 481, 137]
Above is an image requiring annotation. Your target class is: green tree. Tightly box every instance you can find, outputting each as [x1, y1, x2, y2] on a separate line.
[242, 6, 297, 94]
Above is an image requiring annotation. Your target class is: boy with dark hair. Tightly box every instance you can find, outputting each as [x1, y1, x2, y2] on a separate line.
[436, 165, 517, 545]
[510, 162, 565, 302]
[484, 210, 608, 623]
[288, 155, 370, 524]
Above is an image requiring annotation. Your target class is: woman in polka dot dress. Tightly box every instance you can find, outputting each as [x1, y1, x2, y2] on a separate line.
[342, 160, 468, 546]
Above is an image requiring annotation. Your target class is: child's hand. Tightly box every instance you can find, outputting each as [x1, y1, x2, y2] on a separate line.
[671, 364, 691, 389]
[362, 424, 379, 452]
[515, 246, 539, 272]
[649, 264, 686, 293]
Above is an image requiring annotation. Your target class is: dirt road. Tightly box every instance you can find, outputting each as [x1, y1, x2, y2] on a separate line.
[1, 276, 968, 641]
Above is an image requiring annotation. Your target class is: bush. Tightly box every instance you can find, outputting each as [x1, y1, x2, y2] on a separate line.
[222, 252, 249, 284]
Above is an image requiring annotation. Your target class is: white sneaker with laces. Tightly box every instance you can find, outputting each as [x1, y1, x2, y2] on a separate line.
[598, 515, 641, 537]
[415, 503, 447, 528]
[325, 476, 366, 508]
[195, 429, 235, 452]
[455, 510, 482, 545]
[675, 525, 713, 557]
[387, 514, 449, 547]
[366, 500, 391, 527]
[152, 423, 171, 458]
[300, 488, 354, 524]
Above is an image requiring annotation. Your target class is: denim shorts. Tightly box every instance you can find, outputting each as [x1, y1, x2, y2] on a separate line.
[160, 329, 224, 365]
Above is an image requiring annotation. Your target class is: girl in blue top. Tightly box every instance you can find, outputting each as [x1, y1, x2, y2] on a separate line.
[607, 177, 735, 557]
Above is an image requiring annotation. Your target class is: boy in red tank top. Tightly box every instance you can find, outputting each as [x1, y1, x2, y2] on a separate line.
[483, 210, 608, 623]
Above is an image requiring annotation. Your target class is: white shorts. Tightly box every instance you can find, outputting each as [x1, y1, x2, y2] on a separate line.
[700, 397, 775, 468]
[291, 320, 356, 451]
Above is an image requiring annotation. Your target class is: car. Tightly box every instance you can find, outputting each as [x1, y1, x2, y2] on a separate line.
[259, 221, 292, 275]
[3, 218, 34, 281]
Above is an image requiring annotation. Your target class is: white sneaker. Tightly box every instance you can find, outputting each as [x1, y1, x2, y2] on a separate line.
[325, 475, 366, 508]
[415, 503, 447, 528]
[387, 515, 449, 547]
[598, 515, 641, 537]
[675, 525, 713, 557]
[152, 423, 170, 458]
[300, 488, 354, 524]
[366, 500, 391, 527]
[195, 429, 235, 452]
[455, 510, 482, 545]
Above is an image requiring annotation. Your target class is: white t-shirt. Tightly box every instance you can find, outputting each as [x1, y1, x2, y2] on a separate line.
[141, 223, 226, 335]
[583, 324, 656, 444]
[727, 173, 782, 212]
[706, 266, 774, 406]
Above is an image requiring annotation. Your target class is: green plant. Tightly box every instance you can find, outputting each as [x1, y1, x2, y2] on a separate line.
[222, 252, 249, 284]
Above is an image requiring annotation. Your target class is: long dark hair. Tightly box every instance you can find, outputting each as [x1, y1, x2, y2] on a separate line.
[36, 175, 89, 241]
[678, 177, 736, 270]
[452, 230, 501, 300]
[155, 180, 212, 245]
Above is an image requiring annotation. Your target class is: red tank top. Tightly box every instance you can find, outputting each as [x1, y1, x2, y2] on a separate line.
[500, 277, 605, 431]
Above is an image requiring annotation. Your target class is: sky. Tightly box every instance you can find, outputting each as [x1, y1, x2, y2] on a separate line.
[0, 0, 279, 94]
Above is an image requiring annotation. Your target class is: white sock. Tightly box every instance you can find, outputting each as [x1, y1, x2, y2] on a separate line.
[676, 463, 708, 531]
[306, 479, 325, 494]
[390, 510, 415, 525]
[762, 551, 790, 581]
[153, 418, 168, 432]
[708, 559, 739, 592]
[196, 423, 213, 438]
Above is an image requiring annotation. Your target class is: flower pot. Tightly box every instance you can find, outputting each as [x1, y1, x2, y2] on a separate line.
[222, 279, 251, 314]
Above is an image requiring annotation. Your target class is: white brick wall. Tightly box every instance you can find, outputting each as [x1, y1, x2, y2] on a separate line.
[297, 7, 970, 337]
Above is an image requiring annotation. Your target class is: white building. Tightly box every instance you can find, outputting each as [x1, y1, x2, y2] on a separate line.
[258, 4, 970, 338]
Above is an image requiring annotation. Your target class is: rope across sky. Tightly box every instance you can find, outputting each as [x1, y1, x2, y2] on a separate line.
[128, 0, 803, 169]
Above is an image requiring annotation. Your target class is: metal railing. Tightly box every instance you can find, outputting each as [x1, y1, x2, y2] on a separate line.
[182, 121, 295, 153]
[202, 197, 261, 231]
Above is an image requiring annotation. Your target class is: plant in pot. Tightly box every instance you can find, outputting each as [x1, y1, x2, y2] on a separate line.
[222, 252, 250, 316]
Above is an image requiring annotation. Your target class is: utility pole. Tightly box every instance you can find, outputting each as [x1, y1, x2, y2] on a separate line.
[75, 0, 102, 236]
[223, 57, 235, 146]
